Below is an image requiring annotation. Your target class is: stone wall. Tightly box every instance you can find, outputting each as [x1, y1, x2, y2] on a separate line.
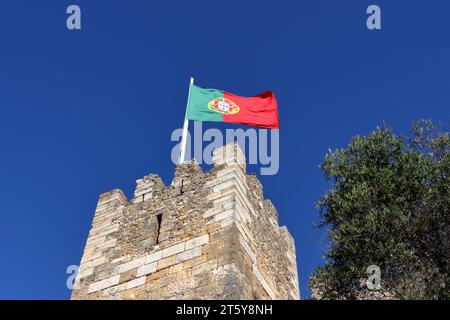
[71, 142, 300, 300]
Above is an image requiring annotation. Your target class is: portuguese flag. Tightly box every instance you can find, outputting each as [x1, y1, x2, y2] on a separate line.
[186, 85, 279, 129]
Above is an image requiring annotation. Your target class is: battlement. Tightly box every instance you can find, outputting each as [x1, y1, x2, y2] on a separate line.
[71, 142, 299, 300]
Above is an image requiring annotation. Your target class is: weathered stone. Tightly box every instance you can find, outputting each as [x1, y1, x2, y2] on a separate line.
[176, 247, 202, 263]
[117, 256, 146, 274]
[161, 242, 185, 258]
[88, 275, 120, 294]
[136, 262, 157, 277]
[126, 276, 146, 290]
[156, 256, 177, 271]
[145, 250, 162, 264]
[185, 234, 209, 250]
[71, 142, 299, 300]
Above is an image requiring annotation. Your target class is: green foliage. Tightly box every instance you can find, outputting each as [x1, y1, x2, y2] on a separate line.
[311, 120, 450, 299]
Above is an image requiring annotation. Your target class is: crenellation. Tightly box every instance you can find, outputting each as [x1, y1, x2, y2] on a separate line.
[71, 142, 299, 300]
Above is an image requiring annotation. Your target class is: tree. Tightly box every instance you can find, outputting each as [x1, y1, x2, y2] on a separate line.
[310, 120, 449, 299]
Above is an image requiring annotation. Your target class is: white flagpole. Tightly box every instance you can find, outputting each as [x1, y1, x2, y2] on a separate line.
[178, 77, 194, 164]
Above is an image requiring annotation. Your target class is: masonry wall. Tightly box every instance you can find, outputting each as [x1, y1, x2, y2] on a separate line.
[71, 142, 300, 300]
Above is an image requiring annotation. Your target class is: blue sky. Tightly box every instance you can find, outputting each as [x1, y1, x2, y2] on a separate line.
[0, 0, 448, 299]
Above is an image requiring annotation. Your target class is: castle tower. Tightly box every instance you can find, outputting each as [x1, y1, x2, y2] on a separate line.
[71, 142, 299, 300]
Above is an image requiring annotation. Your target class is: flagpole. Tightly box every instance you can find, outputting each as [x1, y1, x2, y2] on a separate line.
[178, 76, 194, 164]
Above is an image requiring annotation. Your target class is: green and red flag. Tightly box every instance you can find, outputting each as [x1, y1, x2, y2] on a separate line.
[186, 85, 279, 129]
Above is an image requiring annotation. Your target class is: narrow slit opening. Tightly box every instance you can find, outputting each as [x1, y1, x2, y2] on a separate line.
[156, 213, 163, 244]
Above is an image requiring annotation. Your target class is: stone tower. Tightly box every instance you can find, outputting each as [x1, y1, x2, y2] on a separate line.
[71, 142, 299, 300]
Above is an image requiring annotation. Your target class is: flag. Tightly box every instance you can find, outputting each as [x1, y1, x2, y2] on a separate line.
[186, 85, 279, 129]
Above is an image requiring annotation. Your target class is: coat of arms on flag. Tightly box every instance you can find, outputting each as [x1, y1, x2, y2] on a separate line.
[208, 98, 240, 115]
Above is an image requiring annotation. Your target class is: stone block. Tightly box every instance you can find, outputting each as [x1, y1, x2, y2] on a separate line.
[92, 256, 107, 267]
[161, 242, 185, 258]
[119, 268, 137, 284]
[185, 234, 209, 250]
[156, 256, 177, 271]
[145, 250, 162, 264]
[192, 260, 218, 276]
[88, 275, 120, 294]
[182, 255, 208, 270]
[146, 268, 169, 282]
[176, 247, 202, 263]
[117, 256, 146, 274]
[136, 262, 157, 277]
[126, 276, 146, 290]
[213, 209, 234, 222]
